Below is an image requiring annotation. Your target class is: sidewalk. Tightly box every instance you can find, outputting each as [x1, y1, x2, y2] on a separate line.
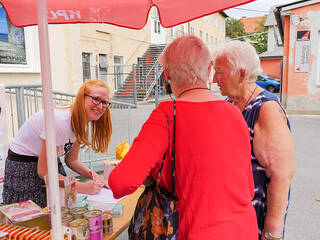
[286, 114, 320, 239]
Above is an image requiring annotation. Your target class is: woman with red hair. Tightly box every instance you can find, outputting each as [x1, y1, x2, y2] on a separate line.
[3, 79, 112, 208]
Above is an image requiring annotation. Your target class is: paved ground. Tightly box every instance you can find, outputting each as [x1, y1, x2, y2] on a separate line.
[120, 92, 320, 239]
[285, 114, 320, 239]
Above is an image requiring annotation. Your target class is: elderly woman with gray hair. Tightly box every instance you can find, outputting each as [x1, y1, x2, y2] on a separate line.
[213, 40, 295, 240]
[109, 35, 258, 239]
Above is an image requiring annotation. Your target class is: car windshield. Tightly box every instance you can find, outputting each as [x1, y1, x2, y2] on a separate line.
[264, 75, 274, 80]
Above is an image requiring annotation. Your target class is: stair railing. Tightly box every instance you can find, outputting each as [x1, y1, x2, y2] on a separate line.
[143, 62, 164, 101]
[141, 46, 166, 100]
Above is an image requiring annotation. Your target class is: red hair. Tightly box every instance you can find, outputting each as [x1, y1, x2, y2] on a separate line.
[71, 80, 112, 153]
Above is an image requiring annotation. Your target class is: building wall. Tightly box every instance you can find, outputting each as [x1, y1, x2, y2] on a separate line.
[240, 16, 263, 33]
[281, 3, 320, 114]
[166, 13, 226, 55]
[260, 59, 282, 79]
[267, 27, 283, 52]
[0, 9, 226, 94]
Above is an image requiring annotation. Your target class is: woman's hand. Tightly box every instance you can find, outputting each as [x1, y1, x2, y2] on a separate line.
[89, 171, 109, 189]
[76, 180, 104, 195]
[86, 180, 104, 195]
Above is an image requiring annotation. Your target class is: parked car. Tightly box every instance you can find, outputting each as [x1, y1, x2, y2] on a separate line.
[256, 74, 280, 93]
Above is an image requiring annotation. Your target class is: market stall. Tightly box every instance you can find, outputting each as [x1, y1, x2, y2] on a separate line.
[0, 0, 255, 239]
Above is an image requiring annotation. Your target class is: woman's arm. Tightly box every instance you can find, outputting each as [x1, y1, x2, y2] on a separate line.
[65, 141, 107, 188]
[39, 139, 105, 194]
[109, 106, 171, 199]
[64, 142, 90, 178]
[38, 139, 49, 178]
[253, 101, 295, 238]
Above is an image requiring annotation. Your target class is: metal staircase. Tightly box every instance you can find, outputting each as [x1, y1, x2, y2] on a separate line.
[113, 44, 166, 102]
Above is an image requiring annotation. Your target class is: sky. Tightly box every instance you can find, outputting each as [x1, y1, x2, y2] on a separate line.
[225, 0, 298, 19]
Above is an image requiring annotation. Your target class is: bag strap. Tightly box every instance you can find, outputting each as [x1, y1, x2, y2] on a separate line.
[171, 100, 176, 195]
[155, 100, 176, 195]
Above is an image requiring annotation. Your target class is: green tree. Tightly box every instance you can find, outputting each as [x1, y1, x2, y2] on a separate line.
[226, 16, 268, 54]
[226, 18, 246, 41]
[248, 16, 268, 54]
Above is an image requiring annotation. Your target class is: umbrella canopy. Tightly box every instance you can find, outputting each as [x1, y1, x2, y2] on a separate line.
[1, 0, 255, 29]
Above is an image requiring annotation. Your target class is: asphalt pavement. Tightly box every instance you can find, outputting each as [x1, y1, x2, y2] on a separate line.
[285, 114, 320, 239]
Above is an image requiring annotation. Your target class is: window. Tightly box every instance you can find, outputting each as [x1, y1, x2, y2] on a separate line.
[82, 52, 91, 82]
[211, 36, 214, 52]
[274, 27, 283, 46]
[114, 56, 124, 91]
[206, 33, 209, 46]
[181, 25, 184, 36]
[154, 19, 160, 34]
[190, 26, 194, 35]
[170, 27, 175, 38]
[154, 8, 161, 34]
[199, 30, 202, 40]
[99, 54, 108, 81]
[257, 75, 264, 81]
[221, 18, 225, 31]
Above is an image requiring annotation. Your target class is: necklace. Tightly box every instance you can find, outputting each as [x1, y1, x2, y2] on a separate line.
[177, 87, 210, 98]
[243, 85, 257, 109]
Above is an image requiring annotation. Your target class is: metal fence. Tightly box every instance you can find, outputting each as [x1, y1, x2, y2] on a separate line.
[4, 83, 137, 173]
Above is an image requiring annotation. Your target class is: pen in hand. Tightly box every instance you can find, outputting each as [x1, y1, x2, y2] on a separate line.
[89, 170, 107, 188]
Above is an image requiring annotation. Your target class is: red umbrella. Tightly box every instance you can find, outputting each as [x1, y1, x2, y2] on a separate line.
[1, 0, 255, 29]
[0, 0, 256, 239]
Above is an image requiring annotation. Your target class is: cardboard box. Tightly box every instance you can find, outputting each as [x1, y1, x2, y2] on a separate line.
[46, 174, 76, 209]
[0, 200, 50, 230]
[59, 174, 76, 209]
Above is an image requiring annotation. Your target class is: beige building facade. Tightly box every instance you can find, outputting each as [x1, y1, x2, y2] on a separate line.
[0, 7, 227, 95]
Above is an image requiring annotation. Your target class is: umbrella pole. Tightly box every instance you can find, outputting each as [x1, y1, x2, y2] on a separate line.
[36, 0, 63, 239]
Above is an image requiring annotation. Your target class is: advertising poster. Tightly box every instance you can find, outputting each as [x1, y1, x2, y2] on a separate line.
[295, 30, 310, 73]
[0, 6, 26, 65]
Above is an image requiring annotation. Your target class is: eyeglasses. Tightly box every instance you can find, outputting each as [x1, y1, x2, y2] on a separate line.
[85, 94, 111, 108]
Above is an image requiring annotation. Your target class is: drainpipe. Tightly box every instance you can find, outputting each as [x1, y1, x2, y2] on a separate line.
[280, 15, 291, 109]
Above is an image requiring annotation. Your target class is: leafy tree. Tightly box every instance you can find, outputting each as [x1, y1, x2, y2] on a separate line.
[226, 16, 268, 54]
[226, 18, 246, 41]
[248, 16, 267, 54]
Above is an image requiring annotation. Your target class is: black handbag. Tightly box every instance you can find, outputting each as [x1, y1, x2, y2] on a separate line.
[128, 101, 178, 240]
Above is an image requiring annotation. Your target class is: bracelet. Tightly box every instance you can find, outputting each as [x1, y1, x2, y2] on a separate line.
[262, 230, 282, 240]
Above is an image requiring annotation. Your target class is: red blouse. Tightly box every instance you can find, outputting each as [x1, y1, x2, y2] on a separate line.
[109, 100, 258, 239]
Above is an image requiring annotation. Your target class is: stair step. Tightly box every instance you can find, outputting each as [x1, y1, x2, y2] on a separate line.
[115, 44, 166, 102]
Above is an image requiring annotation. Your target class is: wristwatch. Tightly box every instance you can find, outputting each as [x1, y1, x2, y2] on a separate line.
[262, 230, 282, 240]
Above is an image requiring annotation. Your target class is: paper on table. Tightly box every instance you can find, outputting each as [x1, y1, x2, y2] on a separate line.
[79, 188, 124, 204]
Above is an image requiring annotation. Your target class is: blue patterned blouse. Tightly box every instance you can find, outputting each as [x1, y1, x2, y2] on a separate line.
[229, 89, 290, 238]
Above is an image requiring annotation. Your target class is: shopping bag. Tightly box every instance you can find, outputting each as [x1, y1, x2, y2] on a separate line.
[128, 101, 178, 240]
[128, 182, 178, 240]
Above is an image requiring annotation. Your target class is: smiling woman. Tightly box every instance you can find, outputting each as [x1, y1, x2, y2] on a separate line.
[2, 79, 113, 208]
